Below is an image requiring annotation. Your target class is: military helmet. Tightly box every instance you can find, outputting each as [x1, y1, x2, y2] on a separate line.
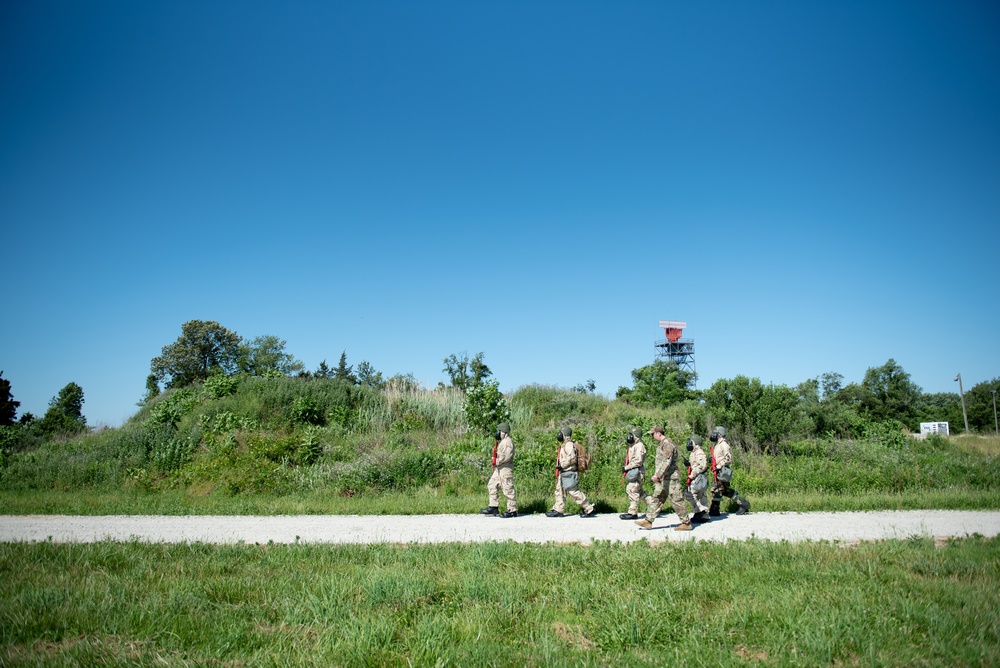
[629, 427, 643, 441]
[497, 423, 510, 435]
[691, 435, 703, 446]
[712, 426, 727, 437]
[560, 426, 572, 438]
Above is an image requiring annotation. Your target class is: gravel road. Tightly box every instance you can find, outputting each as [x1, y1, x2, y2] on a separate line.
[2, 510, 998, 545]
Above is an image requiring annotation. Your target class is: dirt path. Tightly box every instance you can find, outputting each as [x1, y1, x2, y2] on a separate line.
[2, 510, 998, 545]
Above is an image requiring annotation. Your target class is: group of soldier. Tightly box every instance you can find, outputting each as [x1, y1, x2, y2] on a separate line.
[480, 423, 751, 531]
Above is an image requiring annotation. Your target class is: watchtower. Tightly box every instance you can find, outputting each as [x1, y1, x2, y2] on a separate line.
[654, 320, 696, 376]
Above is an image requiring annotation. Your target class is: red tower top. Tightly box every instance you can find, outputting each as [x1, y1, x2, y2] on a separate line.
[658, 320, 686, 342]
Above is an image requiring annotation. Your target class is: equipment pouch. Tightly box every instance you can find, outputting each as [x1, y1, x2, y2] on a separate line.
[560, 471, 579, 490]
[624, 467, 641, 483]
[692, 472, 708, 492]
[718, 466, 733, 483]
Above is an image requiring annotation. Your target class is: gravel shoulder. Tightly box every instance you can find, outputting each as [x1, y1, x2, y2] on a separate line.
[2, 510, 999, 545]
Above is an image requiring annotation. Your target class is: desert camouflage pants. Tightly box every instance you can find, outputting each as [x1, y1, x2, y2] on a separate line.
[625, 476, 644, 515]
[684, 483, 709, 514]
[488, 467, 516, 512]
[553, 477, 593, 514]
[644, 474, 690, 524]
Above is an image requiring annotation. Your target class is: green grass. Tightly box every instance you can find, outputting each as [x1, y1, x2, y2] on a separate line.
[2, 537, 998, 666]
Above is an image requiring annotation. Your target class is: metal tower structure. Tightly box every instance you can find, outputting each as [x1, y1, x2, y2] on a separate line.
[654, 320, 695, 376]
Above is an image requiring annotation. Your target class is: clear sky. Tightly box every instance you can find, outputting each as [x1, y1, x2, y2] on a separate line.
[2, 1, 998, 427]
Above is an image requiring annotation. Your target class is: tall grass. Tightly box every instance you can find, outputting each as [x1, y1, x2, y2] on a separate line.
[2, 537, 998, 666]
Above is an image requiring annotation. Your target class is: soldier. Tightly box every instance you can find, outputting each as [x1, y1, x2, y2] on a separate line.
[480, 422, 517, 518]
[635, 425, 692, 531]
[545, 426, 597, 518]
[709, 426, 751, 516]
[619, 427, 646, 520]
[683, 435, 711, 522]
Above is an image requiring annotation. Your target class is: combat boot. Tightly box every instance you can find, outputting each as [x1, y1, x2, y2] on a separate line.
[480, 506, 499, 515]
[634, 518, 653, 530]
[691, 511, 710, 523]
[619, 513, 639, 520]
[580, 507, 598, 518]
[499, 511, 518, 518]
[545, 510, 564, 518]
[735, 499, 750, 515]
[674, 522, 693, 531]
[709, 500, 721, 517]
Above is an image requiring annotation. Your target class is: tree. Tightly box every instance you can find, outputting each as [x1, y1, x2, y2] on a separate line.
[573, 379, 597, 394]
[0, 371, 19, 426]
[964, 378, 1000, 432]
[151, 320, 243, 388]
[443, 352, 492, 392]
[464, 379, 511, 436]
[703, 376, 804, 452]
[140, 374, 160, 405]
[238, 335, 304, 377]
[335, 351, 357, 384]
[356, 360, 384, 389]
[859, 358, 922, 428]
[39, 382, 86, 435]
[315, 360, 333, 379]
[619, 360, 697, 409]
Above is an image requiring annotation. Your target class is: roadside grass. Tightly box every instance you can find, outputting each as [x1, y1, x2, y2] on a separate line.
[2, 537, 998, 666]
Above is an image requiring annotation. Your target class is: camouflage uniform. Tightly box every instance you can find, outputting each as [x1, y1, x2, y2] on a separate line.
[683, 439, 710, 515]
[636, 426, 691, 529]
[487, 433, 516, 513]
[710, 430, 750, 515]
[622, 430, 646, 517]
[550, 437, 595, 516]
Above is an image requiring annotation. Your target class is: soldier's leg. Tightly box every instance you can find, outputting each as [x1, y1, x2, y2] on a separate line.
[644, 482, 666, 522]
[487, 470, 501, 507]
[550, 480, 566, 514]
[625, 481, 642, 516]
[731, 488, 750, 514]
[668, 477, 691, 525]
[569, 487, 594, 514]
[499, 468, 516, 513]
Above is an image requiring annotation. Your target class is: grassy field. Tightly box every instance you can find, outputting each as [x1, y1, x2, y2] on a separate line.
[2, 537, 998, 666]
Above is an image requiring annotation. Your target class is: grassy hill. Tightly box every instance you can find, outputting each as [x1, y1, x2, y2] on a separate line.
[1, 375, 998, 514]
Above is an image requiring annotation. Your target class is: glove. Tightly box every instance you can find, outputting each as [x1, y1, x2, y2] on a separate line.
[556, 466, 563, 473]
[683, 458, 690, 467]
[621, 467, 627, 474]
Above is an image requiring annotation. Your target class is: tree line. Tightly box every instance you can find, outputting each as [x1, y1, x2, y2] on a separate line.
[2, 319, 997, 445]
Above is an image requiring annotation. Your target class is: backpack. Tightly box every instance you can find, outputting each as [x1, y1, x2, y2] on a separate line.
[575, 443, 591, 472]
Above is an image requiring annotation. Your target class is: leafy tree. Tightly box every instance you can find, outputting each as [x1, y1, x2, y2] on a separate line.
[238, 335, 304, 377]
[0, 371, 19, 426]
[464, 379, 511, 436]
[965, 378, 1000, 432]
[859, 358, 922, 428]
[573, 379, 597, 394]
[619, 360, 697, 409]
[38, 382, 86, 435]
[335, 351, 357, 384]
[140, 374, 160, 405]
[703, 376, 804, 452]
[443, 352, 492, 392]
[151, 320, 243, 388]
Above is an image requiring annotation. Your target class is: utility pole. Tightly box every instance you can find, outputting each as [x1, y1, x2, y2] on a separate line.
[955, 373, 969, 434]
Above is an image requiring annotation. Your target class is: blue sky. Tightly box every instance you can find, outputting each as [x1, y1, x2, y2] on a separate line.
[2, 1, 998, 427]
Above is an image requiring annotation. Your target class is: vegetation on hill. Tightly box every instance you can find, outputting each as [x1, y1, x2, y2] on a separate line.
[1, 319, 998, 513]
